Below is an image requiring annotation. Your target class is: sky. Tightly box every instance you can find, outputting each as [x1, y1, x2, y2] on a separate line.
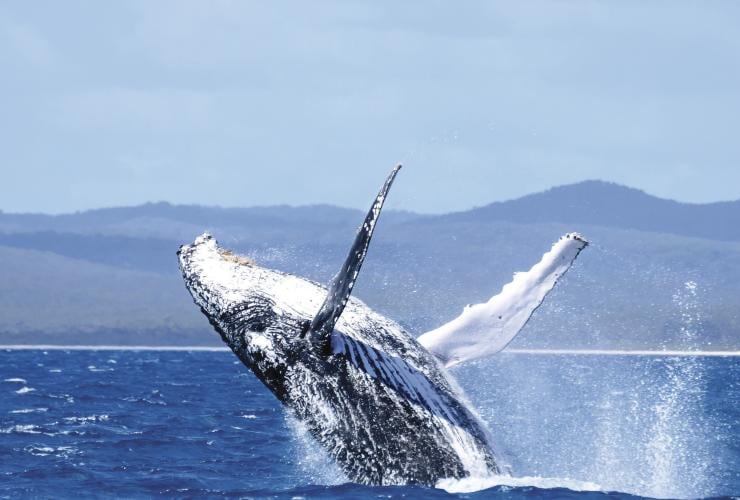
[1, 1, 739, 214]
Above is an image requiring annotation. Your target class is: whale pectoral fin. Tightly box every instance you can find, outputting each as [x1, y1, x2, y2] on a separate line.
[417, 233, 588, 368]
[308, 164, 403, 353]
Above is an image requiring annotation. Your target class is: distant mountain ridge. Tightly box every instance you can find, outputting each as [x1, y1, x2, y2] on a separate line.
[442, 180, 740, 242]
[0, 180, 738, 349]
[3, 180, 738, 242]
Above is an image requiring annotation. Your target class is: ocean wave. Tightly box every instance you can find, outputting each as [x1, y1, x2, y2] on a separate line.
[1, 424, 43, 435]
[3, 378, 27, 384]
[24, 445, 81, 458]
[122, 389, 167, 406]
[43, 393, 75, 403]
[0, 349, 735, 498]
[87, 365, 114, 372]
[10, 407, 48, 414]
[15, 386, 36, 394]
[24, 445, 55, 456]
[63, 415, 110, 424]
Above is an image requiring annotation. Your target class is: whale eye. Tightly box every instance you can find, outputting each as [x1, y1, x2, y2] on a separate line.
[248, 320, 267, 333]
[236, 302, 276, 334]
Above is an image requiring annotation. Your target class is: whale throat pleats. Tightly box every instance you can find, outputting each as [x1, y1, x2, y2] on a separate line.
[418, 233, 588, 367]
[308, 164, 402, 353]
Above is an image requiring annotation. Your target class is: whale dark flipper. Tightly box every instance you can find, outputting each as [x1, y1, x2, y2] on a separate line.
[308, 164, 402, 353]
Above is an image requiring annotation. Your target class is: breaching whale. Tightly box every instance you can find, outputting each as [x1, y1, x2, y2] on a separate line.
[177, 165, 587, 486]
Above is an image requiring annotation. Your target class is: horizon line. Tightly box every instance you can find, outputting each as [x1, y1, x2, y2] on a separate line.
[3, 178, 737, 218]
[1, 345, 738, 357]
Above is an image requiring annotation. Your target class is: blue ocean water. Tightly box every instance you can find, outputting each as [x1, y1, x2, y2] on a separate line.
[0, 349, 737, 499]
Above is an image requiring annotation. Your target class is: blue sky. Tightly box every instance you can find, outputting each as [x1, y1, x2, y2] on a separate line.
[1, 1, 739, 214]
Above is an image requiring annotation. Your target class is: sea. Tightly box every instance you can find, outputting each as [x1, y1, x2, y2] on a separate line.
[0, 348, 737, 499]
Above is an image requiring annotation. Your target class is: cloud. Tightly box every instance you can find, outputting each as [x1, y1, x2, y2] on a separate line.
[0, 1, 739, 213]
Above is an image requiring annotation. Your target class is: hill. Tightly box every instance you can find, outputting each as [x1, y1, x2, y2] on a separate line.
[442, 180, 740, 242]
[0, 181, 738, 349]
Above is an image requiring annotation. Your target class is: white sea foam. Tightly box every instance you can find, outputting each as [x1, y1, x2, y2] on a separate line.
[25, 446, 55, 456]
[437, 474, 602, 494]
[1, 424, 42, 434]
[87, 365, 114, 372]
[3, 377, 27, 383]
[15, 386, 36, 394]
[63, 415, 109, 424]
[46, 393, 75, 404]
[285, 415, 346, 486]
[10, 408, 48, 414]
[24, 445, 80, 457]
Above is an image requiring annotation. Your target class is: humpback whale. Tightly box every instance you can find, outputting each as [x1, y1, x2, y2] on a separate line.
[177, 165, 587, 486]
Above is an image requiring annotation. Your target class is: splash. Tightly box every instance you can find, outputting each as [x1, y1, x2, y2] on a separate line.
[437, 474, 602, 494]
[642, 281, 708, 498]
[284, 414, 347, 486]
[586, 280, 710, 498]
[454, 279, 725, 498]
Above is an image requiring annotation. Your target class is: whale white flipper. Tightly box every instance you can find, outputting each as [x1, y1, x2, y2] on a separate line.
[417, 233, 588, 368]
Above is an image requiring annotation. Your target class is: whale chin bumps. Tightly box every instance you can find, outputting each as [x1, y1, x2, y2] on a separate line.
[219, 249, 256, 267]
[178, 165, 588, 486]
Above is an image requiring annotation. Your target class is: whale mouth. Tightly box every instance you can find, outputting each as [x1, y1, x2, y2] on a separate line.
[177, 233, 275, 332]
[178, 233, 256, 268]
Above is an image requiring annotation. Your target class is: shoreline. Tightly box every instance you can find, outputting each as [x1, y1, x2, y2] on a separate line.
[1, 345, 738, 357]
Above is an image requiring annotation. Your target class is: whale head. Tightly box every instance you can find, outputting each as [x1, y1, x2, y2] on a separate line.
[177, 233, 325, 392]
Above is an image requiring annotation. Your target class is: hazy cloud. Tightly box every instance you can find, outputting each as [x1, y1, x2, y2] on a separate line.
[0, 1, 739, 213]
